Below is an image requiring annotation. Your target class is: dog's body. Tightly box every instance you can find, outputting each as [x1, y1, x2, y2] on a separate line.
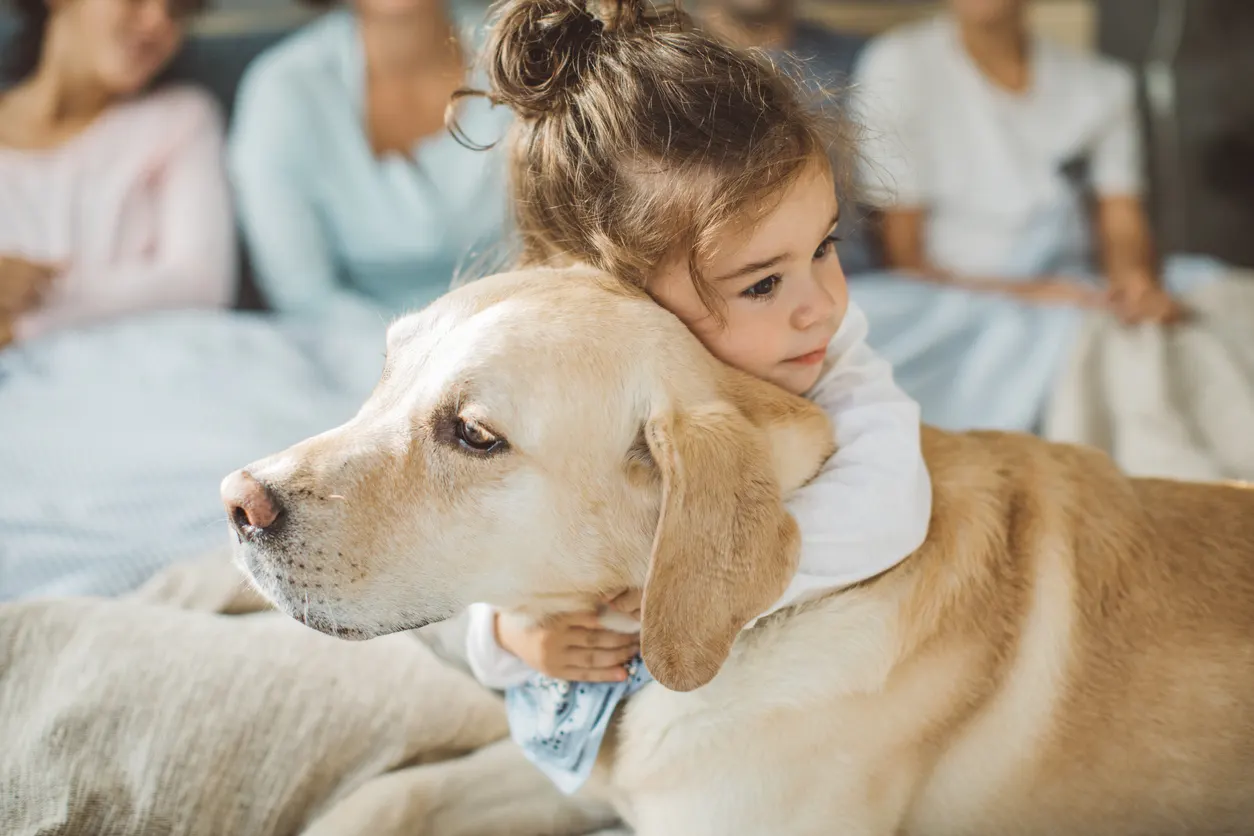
[603, 429, 1254, 835]
[225, 268, 1254, 835]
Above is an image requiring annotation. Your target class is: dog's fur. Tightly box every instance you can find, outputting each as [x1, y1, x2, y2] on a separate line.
[229, 267, 1254, 836]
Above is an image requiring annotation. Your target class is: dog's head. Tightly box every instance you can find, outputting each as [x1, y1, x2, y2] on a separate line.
[223, 268, 834, 691]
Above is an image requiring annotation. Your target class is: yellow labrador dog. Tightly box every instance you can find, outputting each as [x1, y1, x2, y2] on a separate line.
[223, 267, 1254, 836]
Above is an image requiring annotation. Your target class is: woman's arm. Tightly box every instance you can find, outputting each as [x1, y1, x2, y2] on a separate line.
[748, 302, 932, 622]
[880, 209, 1105, 307]
[464, 603, 540, 689]
[228, 64, 390, 328]
[15, 90, 237, 340]
[1097, 195, 1155, 282]
[1095, 196, 1183, 324]
[1088, 65, 1183, 324]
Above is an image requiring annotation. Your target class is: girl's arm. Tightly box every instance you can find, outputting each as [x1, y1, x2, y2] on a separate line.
[753, 301, 933, 621]
[465, 603, 537, 689]
[227, 63, 391, 328]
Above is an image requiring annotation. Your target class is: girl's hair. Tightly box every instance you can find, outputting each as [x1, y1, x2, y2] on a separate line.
[456, 0, 852, 311]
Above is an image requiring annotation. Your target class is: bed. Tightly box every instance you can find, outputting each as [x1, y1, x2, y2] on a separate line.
[0, 311, 383, 600]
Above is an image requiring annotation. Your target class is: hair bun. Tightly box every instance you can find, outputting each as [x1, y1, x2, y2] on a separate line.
[484, 0, 648, 118]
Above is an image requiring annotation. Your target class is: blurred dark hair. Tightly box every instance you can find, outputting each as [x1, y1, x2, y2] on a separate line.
[4, 0, 49, 83]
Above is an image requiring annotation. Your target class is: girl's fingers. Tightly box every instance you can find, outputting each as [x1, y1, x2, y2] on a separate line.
[565, 645, 640, 670]
[568, 628, 638, 651]
[554, 611, 606, 630]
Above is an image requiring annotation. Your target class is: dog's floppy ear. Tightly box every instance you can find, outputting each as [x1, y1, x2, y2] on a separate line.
[638, 390, 805, 692]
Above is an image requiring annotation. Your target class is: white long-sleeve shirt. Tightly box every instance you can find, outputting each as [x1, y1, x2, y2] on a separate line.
[466, 300, 933, 688]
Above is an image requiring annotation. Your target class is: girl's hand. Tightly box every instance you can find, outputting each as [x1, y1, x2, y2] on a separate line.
[495, 610, 638, 683]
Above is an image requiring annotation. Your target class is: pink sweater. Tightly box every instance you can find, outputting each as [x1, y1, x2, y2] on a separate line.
[0, 85, 236, 342]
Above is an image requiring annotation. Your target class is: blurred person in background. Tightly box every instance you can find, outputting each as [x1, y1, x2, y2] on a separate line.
[0, 0, 236, 349]
[227, 0, 511, 326]
[696, 0, 862, 91]
[844, 0, 1207, 433]
[856, 0, 1182, 325]
[695, 0, 874, 272]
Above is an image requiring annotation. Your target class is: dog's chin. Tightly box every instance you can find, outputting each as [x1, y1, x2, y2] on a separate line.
[232, 543, 452, 640]
[304, 612, 451, 640]
[264, 591, 453, 640]
[264, 586, 453, 641]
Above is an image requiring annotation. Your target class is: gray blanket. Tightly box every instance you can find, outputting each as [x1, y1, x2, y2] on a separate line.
[0, 552, 616, 835]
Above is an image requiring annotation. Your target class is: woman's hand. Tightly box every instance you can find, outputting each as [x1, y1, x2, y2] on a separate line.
[0, 256, 63, 348]
[1009, 279, 1110, 309]
[0, 255, 58, 316]
[495, 610, 639, 683]
[1106, 271, 1187, 325]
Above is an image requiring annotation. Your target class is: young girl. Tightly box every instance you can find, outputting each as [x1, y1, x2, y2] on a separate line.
[460, 0, 932, 792]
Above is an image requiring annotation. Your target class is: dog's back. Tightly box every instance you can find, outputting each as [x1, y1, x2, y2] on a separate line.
[900, 430, 1254, 835]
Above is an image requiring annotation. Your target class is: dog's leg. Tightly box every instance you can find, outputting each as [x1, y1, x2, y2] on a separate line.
[302, 738, 620, 836]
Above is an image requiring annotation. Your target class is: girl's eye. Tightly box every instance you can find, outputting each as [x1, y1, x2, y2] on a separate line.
[814, 233, 842, 260]
[740, 275, 780, 300]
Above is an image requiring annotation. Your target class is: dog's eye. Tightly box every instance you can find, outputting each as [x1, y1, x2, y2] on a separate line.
[455, 417, 506, 455]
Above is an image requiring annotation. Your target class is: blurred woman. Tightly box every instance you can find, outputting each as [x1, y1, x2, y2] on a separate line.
[227, 0, 511, 325]
[0, 0, 236, 348]
[857, 0, 1181, 323]
[848, 0, 1196, 432]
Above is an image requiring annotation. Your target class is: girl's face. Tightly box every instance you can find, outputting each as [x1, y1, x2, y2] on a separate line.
[46, 0, 190, 95]
[649, 161, 849, 396]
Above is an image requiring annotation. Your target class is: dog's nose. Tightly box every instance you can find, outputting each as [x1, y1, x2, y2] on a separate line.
[221, 469, 282, 538]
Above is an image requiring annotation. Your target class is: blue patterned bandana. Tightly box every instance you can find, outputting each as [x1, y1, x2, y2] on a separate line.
[504, 656, 654, 794]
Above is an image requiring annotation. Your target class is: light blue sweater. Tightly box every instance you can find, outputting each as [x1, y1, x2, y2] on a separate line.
[228, 9, 513, 324]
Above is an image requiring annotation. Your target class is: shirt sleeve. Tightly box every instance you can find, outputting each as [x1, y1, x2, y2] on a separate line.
[15, 89, 236, 340]
[750, 300, 933, 624]
[465, 602, 536, 689]
[852, 34, 928, 209]
[1089, 63, 1145, 198]
[227, 62, 391, 329]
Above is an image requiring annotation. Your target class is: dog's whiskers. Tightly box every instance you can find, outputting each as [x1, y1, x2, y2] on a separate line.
[193, 514, 232, 532]
[303, 591, 309, 626]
